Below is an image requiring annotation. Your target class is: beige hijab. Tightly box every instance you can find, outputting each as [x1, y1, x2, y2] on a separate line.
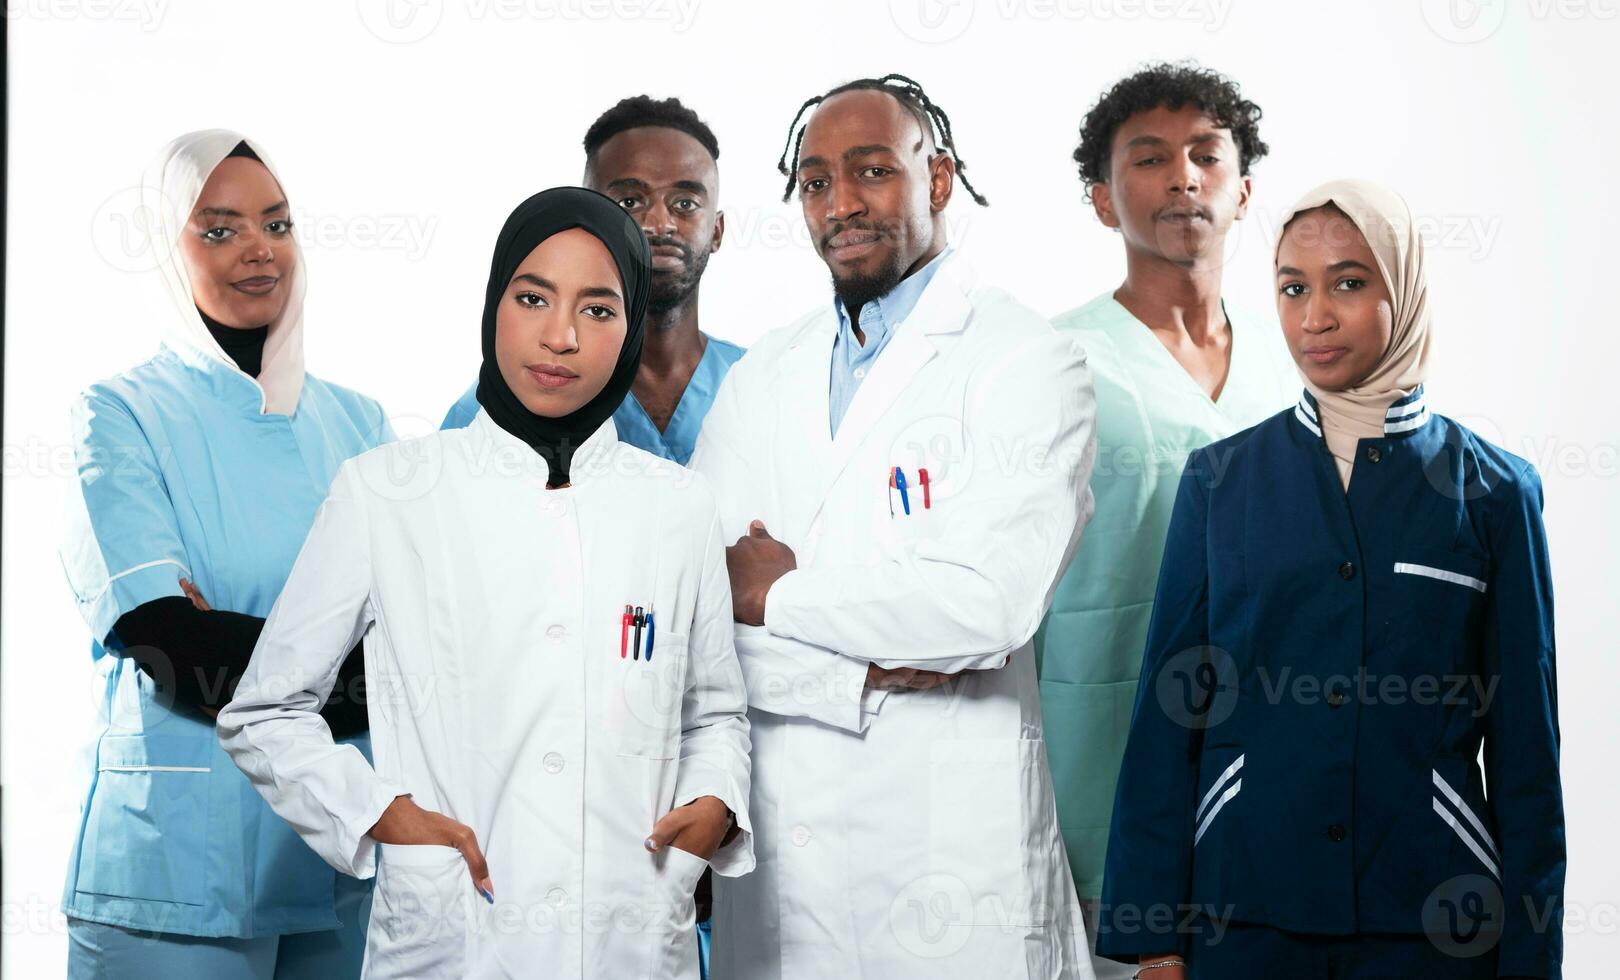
[142, 129, 307, 415]
[1275, 179, 1433, 488]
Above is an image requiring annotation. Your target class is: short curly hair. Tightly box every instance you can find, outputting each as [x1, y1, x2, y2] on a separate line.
[1072, 62, 1267, 200]
[583, 95, 719, 163]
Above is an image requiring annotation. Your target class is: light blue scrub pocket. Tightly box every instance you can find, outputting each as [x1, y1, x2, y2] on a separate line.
[75, 734, 212, 905]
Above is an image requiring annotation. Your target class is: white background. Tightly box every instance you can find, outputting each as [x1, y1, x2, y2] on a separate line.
[5, 0, 1618, 975]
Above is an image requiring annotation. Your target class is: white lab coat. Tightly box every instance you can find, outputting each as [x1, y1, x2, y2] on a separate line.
[217, 409, 754, 980]
[690, 253, 1098, 979]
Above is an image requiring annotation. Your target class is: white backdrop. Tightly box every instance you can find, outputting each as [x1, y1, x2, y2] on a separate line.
[5, 0, 1618, 975]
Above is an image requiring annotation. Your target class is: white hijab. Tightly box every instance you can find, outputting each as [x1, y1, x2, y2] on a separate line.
[143, 129, 306, 415]
[1276, 179, 1434, 488]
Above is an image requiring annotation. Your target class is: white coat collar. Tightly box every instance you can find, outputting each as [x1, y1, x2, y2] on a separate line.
[466, 404, 620, 487]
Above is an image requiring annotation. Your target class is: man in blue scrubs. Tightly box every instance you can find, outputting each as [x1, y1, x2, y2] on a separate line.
[442, 95, 742, 466]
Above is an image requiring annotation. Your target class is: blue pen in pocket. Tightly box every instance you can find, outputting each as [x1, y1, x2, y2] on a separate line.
[645, 606, 655, 662]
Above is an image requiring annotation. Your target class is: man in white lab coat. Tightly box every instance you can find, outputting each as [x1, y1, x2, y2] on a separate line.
[690, 74, 1099, 980]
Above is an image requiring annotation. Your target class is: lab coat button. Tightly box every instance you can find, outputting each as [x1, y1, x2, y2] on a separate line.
[853, 368, 867, 380]
[1365, 446, 1382, 463]
[542, 752, 564, 773]
[1327, 823, 1347, 842]
[545, 887, 568, 907]
[545, 624, 567, 641]
[1338, 561, 1356, 580]
[790, 825, 812, 847]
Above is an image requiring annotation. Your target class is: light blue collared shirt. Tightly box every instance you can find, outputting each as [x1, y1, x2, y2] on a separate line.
[828, 247, 950, 436]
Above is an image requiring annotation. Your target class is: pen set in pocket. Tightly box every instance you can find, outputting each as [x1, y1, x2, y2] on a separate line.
[619, 603, 655, 660]
[888, 466, 932, 517]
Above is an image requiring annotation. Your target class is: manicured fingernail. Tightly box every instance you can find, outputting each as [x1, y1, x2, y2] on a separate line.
[644, 837, 658, 852]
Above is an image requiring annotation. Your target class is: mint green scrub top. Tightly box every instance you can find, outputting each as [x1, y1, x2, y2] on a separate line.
[1033, 292, 1295, 899]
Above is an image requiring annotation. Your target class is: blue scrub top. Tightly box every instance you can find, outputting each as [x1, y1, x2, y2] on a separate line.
[442, 334, 745, 465]
[59, 341, 393, 938]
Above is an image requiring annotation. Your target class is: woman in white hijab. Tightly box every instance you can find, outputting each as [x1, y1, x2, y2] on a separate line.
[59, 129, 392, 977]
[1095, 179, 1564, 978]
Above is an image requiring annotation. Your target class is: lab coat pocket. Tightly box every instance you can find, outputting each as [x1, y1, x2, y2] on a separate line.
[75, 733, 211, 905]
[367, 843, 474, 979]
[926, 738, 1041, 928]
[615, 631, 689, 760]
[647, 844, 706, 980]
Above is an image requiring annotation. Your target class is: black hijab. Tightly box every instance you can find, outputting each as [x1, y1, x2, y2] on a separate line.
[475, 187, 651, 486]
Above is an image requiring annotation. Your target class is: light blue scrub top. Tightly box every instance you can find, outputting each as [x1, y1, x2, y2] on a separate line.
[441, 333, 745, 465]
[828, 247, 948, 435]
[60, 340, 393, 938]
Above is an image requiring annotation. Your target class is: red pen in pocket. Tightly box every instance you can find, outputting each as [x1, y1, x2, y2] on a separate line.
[620, 604, 632, 658]
[919, 468, 931, 509]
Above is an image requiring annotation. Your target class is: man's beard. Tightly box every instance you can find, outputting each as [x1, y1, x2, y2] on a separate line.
[823, 221, 906, 313]
[647, 236, 710, 317]
[829, 252, 906, 314]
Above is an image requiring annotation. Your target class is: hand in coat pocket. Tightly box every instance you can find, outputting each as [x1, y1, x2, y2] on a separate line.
[644, 794, 735, 861]
[369, 794, 494, 902]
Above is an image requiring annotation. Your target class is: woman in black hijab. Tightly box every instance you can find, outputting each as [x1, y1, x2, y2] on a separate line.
[218, 187, 753, 980]
[475, 185, 651, 486]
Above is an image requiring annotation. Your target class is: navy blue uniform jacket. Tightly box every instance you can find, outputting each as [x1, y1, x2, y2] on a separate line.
[1097, 386, 1565, 978]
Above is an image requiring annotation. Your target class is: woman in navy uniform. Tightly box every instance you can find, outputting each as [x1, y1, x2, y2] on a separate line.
[1096, 179, 1564, 979]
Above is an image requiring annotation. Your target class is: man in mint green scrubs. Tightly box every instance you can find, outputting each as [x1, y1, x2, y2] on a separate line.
[1033, 64, 1294, 976]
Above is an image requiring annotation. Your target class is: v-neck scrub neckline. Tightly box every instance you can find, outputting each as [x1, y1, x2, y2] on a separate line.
[1107, 295, 1238, 411]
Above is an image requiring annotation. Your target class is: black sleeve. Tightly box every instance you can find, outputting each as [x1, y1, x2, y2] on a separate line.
[111, 596, 369, 737]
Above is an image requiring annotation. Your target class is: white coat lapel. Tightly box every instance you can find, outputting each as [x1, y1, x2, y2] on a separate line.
[769, 318, 838, 535]
[822, 255, 973, 493]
